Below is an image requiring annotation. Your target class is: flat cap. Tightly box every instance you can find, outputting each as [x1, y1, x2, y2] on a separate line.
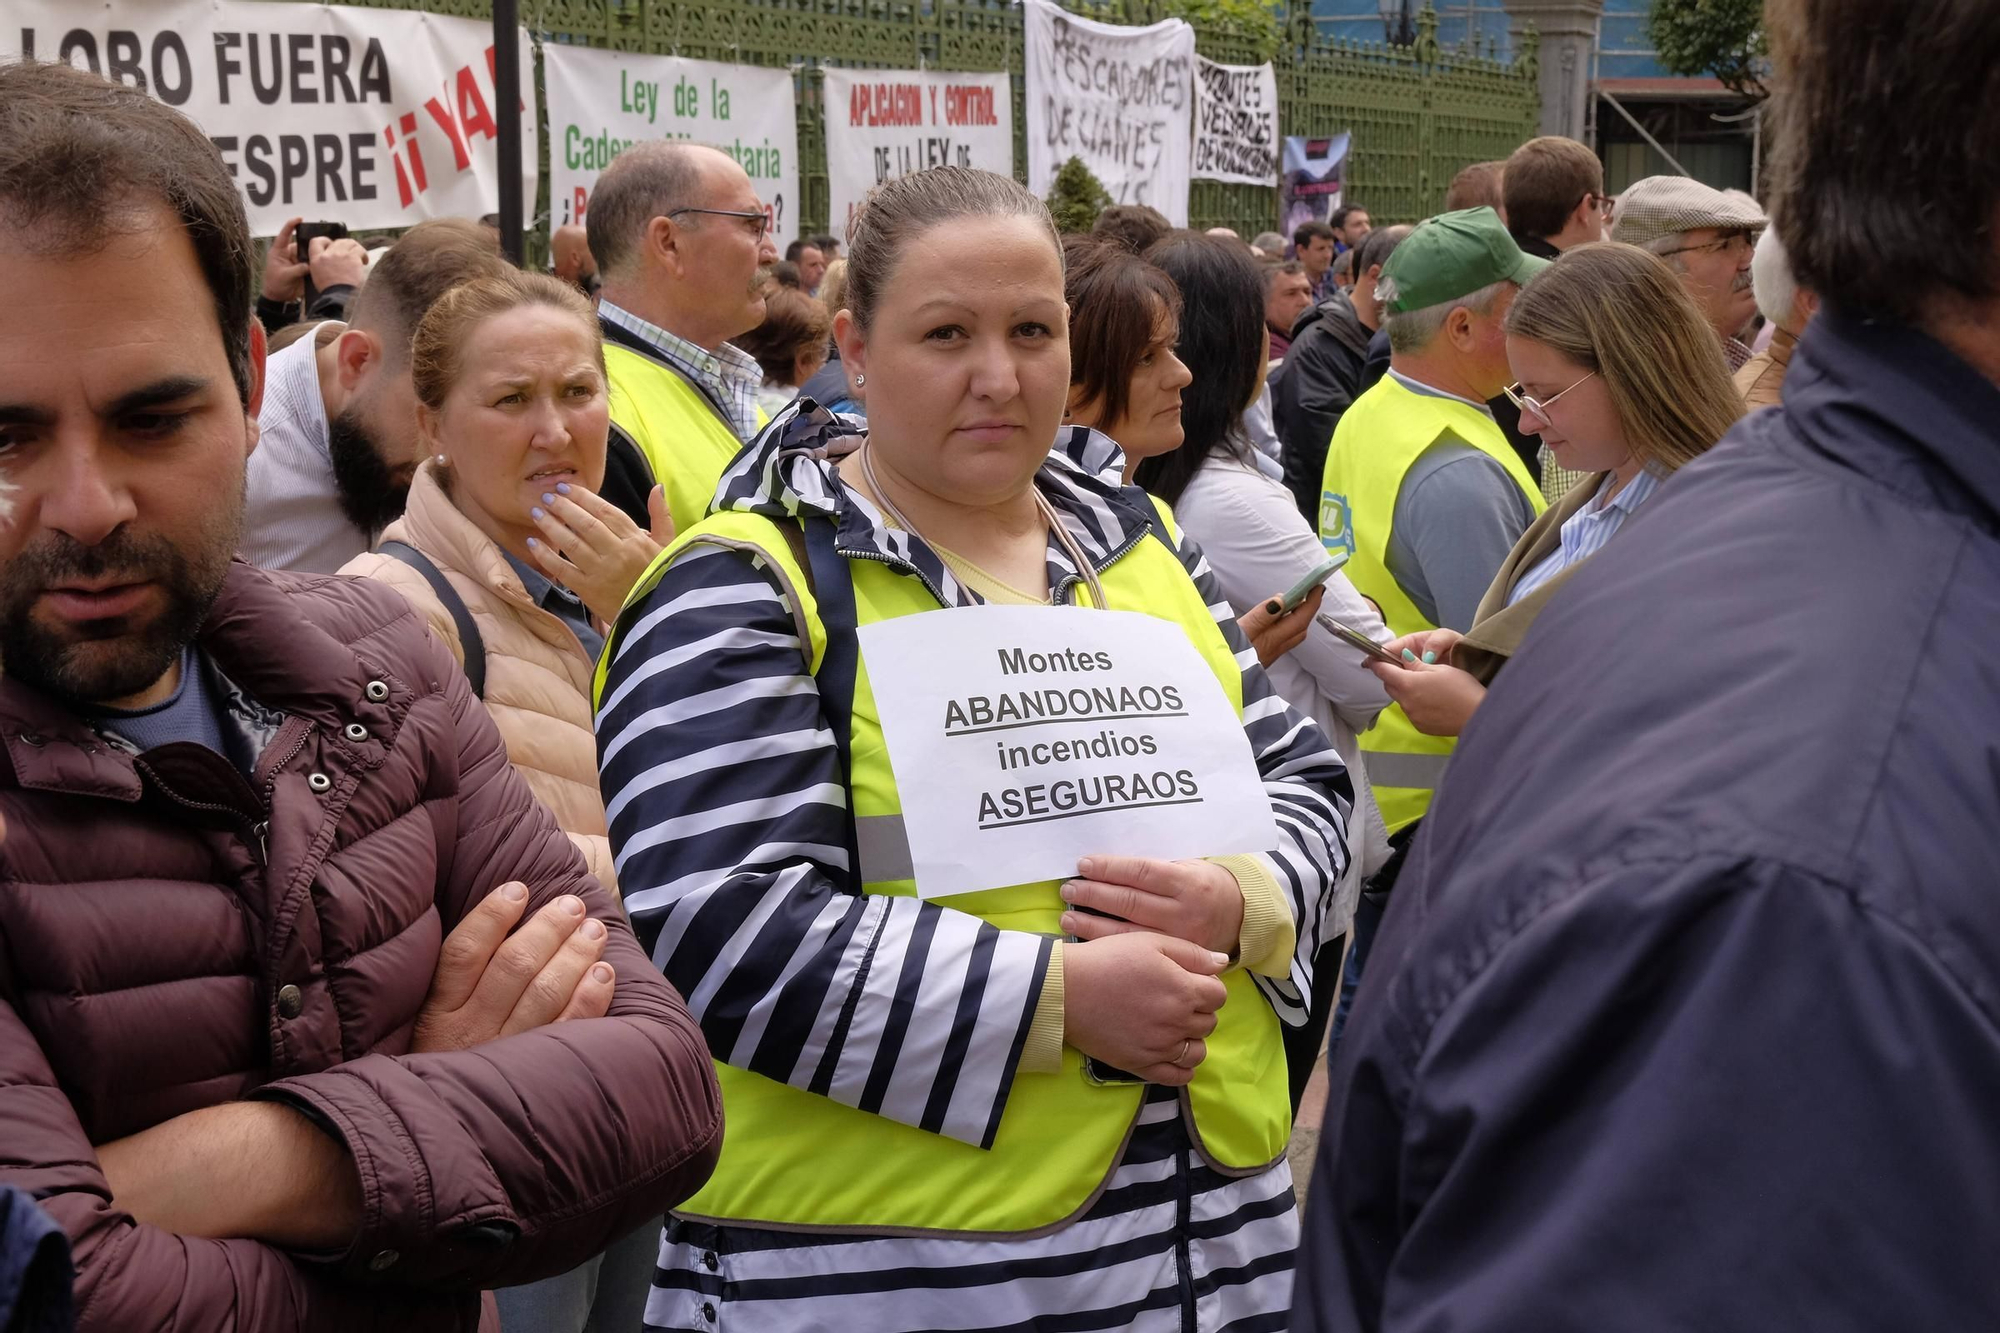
[1610, 176, 1767, 249]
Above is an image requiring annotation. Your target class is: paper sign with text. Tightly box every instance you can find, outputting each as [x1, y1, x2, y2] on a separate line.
[543, 44, 797, 248]
[1024, 0, 1194, 226]
[0, 1, 536, 238]
[821, 69, 1014, 241]
[859, 606, 1278, 900]
[1192, 57, 1277, 186]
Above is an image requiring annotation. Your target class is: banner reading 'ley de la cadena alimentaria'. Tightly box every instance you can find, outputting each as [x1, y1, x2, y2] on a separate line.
[543, 44, 798, 250]
[1, 1, 536, 238]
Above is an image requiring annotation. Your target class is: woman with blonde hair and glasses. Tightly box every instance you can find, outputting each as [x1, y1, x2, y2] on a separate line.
[1372, 241, 1745, 734]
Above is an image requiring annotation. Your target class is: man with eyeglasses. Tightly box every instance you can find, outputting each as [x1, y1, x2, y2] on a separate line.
[1501, 136, 1611, 261]
[1611, 175, 1767, 371]
[585, 142, 779, 537]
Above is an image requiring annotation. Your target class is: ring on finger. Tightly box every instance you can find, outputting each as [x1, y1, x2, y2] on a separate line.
[1175, 1038, 1193, 1068]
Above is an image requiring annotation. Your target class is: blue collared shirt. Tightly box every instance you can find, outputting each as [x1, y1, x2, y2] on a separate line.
[502, 551, 606, 662]
[599, 299, 763, 443]
[1507, 466, 1664, 606]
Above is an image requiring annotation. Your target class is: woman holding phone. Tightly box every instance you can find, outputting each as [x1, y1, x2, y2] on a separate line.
[594, 168, 1352, 1330]
[1373, 242, 1744, 733]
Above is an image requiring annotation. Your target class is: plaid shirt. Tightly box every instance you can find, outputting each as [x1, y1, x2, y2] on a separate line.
[599, 300, 763, 442]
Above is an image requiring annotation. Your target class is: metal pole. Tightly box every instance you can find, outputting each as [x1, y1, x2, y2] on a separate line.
[493, 0, 524, 266]
[1599, 89, 1691, 178]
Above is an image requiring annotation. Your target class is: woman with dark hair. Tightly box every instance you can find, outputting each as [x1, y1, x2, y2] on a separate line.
[1140, 234, 1396, 1088]
[1061, 234, 1192, 480]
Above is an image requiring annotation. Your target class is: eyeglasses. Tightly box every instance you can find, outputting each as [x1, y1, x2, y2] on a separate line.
[1590, 193, 1617, 217]
[666, 206, 771, 240]
[1658, 231, 1754, 260]
[1502, 370, 1596, 421]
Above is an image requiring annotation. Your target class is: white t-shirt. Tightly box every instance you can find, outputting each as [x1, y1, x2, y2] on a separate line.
[242, 333, 371, 574]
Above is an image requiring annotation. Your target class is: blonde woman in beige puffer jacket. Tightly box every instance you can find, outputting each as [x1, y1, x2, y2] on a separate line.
[343, 269, 670, 899]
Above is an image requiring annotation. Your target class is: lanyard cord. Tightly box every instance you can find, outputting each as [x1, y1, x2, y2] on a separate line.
[857, 443, 1107, 609]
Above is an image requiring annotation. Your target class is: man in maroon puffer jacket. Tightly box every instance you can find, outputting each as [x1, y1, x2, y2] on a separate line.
[0, 62, 723, 1330]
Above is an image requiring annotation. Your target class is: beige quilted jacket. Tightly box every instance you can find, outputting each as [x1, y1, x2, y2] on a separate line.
[342, 461, 618, 896]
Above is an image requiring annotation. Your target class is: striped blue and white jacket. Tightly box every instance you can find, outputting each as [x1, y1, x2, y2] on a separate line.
[596, 402, 1353, 1150]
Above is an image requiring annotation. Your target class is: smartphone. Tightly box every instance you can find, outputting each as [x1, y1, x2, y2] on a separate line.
[1316, 611, 1406, 666]
[1279, 553, 1350, 613]
[293, 221, 349, 307]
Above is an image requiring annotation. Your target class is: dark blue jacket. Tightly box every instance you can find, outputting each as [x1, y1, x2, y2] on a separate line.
[1295, 311, 2000, 1332]
[0, 1187, 71, 1333]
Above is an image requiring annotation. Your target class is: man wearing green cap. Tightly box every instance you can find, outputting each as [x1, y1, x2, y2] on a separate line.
[1317, 207, 1548, 847]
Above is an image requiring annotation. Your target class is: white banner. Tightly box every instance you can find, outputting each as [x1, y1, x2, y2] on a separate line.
[821, 69, 1014, 241]
[543, 45, 798, 250]
[858, 605, 1278, 900]
[1023, 0, 1194, 226]
[0, 1, 535, 238]
[1192, 57, 1277, 186]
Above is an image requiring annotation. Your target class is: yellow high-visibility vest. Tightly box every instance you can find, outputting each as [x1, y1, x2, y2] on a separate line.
[595, 499, 1292, 1235]
[603, 340, 764, 538]
[1318, 374, 1544, 833]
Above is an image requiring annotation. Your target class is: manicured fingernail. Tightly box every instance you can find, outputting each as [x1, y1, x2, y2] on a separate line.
[1264, 599, 1282, 615]
[1402, 648, 1418, 662]
[502, 882, 527, 901]
[1422, 651, 1438, 664]
[560, 894, 585, 915]
[526, 536, 540, 547]
[531, 506, 545, 520]
[541, 492, 556, 505]
[582, 917, 606, 940]
[555, 482, 572, 495]
[1210, 951, 1230, 967]
[591, 963, 615, 983]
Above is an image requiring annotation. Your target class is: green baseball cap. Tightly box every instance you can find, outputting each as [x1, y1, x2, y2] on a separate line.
[1379, 206, 1549, 314]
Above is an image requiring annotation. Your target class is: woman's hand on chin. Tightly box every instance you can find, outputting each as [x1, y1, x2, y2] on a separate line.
[528, 482, 674, 624]
[1059, 855, 1244, 955]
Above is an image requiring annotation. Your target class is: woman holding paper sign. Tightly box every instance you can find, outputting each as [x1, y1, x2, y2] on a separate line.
[594, 167, 1352, 1330]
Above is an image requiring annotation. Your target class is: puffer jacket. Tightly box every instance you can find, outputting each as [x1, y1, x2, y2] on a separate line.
[343, 462, 617, 892]
[0, 561, 721, 1331]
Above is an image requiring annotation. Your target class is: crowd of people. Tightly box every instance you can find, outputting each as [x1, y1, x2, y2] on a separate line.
[1, 0, 1996, 1327]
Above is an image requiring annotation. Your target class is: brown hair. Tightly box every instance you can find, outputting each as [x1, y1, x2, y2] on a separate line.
[1766, 0, 1999, 324]
[0, 61, 256, 404]
[1444, 160, 1507, 213]
[346, 218, 510, 365]
[844, 167, 1061, 333]
[1503, 137, 1604, 241]
[1063, 235, 1182, 432]
[1505, 242, 1743, 474]
[1092, 204, 1172, 256]
[735, 288, 833, 387]
[411, 270, 602, 413]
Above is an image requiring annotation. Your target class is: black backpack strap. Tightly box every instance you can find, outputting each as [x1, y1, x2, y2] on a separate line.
[786, 516, 860, 877]
[379, 541, 486, 699]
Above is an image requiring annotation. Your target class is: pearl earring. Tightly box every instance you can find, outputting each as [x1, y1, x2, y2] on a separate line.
[435, 454, 446, 464]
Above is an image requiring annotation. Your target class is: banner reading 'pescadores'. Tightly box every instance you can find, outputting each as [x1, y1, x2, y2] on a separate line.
[0, 2, 535, 238]
[821, 69, 1014, 239]
[543, 45, 797, 249]
[1192, 57, 1277, 186]
[1024, 0, 1193, 226]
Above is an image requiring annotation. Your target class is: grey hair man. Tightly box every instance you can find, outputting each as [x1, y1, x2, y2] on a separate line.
[1250, 230, 1288, 260]
[1611, 175, 1768, 367]
[1735, 224, 1820, 411]
[588, 142, 775, 535]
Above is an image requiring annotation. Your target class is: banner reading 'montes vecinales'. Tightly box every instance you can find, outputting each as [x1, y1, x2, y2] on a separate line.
[0, 1, 535, 238]
[542, 45, 798, 250]
[1024, 0, 1193, 226]
[821, 69, 1013, 240]
[1192, 57, 1277, 186]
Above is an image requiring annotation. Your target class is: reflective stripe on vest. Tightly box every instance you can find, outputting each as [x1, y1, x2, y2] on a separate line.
[602, 341, 761, 539]
[1318, 376, 1544, 832]
[596, 501, 1292, 1235]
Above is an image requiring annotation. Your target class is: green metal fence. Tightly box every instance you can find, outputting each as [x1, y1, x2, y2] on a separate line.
[319, 0, 1539, 244]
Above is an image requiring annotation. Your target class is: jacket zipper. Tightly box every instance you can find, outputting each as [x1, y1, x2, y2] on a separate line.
[132, 756, 272, 864]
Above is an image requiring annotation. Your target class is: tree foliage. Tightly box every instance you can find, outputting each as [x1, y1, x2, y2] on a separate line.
[1046, 157, 1114, 234]
[1160, 0, 1284, 59]
[1646, 0, 1768, 99]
